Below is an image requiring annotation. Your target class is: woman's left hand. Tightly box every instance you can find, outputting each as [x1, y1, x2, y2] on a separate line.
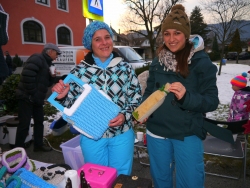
[109, 113, 125, 127]
[169, 82, 186, 100]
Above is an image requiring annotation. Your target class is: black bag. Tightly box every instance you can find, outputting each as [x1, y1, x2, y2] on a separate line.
[112, 174, 152, 188]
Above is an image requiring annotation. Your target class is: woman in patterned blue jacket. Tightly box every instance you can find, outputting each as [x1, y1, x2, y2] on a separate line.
[52, 21, 142, 175]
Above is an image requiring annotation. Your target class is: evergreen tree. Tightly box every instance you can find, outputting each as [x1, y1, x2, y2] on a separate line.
[228, 28, 242, 63]
[212, 35, 220, 60]
[209, 35, 220, 61]
[190, 6, 210, 45]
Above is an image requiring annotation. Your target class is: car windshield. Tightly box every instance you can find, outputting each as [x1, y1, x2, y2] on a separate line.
[117, 47, 143, 62]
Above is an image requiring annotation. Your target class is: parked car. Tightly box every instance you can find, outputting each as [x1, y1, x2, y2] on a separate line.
[113, 46, 147, 70]
[226, 52, 238, 60]
[238, 52, 250, 60]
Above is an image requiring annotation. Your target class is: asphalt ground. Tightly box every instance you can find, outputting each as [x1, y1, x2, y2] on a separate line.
[1, 135, 250, 188]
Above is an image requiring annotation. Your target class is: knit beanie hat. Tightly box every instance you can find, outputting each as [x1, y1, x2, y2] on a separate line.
[82, 21, 113, 50]
[230, 72, 247, 88]
[161, 4, 191, 38]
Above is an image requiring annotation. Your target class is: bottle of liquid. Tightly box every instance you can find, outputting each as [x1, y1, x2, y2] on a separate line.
[65, 177, 72, 188]
[143, 133, 147, 146]
[80, 170, 88, 188]
[87, 182, 92, 188]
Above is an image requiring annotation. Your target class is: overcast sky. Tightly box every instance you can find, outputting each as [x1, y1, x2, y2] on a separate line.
[103, 0, 202, 33]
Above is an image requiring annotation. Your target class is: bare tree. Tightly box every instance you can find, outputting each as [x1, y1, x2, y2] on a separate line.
[201, 0, 250, 75]
[119, 12, 141, 35]
[121, 0, 183, 59]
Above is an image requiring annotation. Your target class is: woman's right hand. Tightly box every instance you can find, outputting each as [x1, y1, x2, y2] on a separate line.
[51, 79, 70, 99]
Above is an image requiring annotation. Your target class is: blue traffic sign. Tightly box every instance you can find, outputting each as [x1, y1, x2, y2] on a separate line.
[88, 0, 103, 16]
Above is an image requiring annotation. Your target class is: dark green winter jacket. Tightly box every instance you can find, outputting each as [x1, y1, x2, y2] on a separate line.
[143, 35, 234, 142]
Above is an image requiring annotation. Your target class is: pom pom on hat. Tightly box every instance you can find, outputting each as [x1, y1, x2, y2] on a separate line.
[230, 72, 247, 89]
[242, 72, 247, 77]
[82, 21, 113, 50]
[171, 4, 186, 12]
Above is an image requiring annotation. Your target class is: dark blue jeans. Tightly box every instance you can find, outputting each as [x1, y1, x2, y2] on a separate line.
[15, 100, 44, 148]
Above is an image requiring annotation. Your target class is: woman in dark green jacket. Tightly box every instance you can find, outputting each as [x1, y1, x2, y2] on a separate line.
[143, 4, 219, 188]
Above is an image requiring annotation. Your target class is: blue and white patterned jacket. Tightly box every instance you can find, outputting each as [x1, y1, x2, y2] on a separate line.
[61, 52, 142, 138]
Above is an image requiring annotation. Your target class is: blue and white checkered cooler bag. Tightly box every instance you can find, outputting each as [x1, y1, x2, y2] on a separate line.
[47, 74, 120, 140]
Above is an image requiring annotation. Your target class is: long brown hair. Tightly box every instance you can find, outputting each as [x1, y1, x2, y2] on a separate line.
[157, 40, 193, 78]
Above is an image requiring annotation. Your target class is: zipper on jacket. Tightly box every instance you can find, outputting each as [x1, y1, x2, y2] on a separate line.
[103, 69, 107, 93]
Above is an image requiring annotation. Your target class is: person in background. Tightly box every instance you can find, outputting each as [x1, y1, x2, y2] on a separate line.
[142, 4, 219, 188]
[227, 72, 250, 122]
[52, 21, 142, 176]
[15, 43, 61, 152]
[0, 8, 9, 85]
[0, 48, 8, 85]
[5, 51, 12, 76]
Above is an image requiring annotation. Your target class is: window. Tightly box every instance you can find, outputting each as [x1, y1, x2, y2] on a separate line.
[37, 0, 47, 4]
[57, 0, 68, 11]
[36, 0, 50, 6]
[23, 21, 43, 43]
[57, 27, 71, 45]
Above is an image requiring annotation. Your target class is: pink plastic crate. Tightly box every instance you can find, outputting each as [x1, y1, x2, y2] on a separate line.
[77, 163, 117, 188]
[60, 135, 84, 170]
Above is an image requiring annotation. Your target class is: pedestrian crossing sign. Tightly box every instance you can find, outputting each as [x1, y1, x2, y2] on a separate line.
[88, 0, 103, 16]
[82, 0, 103, 21]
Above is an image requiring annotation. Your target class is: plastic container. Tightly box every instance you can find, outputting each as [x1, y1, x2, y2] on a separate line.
[221, 59, 227, 65]
[50, 118, 69, 136]
[60, 135, 84, 170]
[5, 117, 33, 146]
[77, 163, 117, 188]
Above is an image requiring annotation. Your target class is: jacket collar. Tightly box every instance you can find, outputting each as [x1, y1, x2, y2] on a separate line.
[42, 51, 54, 66]
[84, 51, 121, 66]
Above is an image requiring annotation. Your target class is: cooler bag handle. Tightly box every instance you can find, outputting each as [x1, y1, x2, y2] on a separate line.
[47, 74, 90, 116]
[88, 167, 105, 176]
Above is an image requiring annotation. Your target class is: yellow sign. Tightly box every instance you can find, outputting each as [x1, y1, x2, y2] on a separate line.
[82, 0, 104, 21]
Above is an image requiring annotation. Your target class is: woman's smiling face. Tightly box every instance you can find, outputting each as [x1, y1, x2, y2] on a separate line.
[163, 29, 186, 53]
[92, 29, 113, 62]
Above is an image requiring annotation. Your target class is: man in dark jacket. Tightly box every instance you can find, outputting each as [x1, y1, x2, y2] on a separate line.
[5, 51, 12, 76]
[15, 43, 61, 152]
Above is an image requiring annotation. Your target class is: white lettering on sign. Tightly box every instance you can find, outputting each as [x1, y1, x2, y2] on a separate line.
[55, 51, 74, 63]
[90, 0, 102, 10]
[55, 64, 75, 70]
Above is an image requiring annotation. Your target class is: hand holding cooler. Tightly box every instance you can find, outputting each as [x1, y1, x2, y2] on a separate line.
[47, 74, 120, 140]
